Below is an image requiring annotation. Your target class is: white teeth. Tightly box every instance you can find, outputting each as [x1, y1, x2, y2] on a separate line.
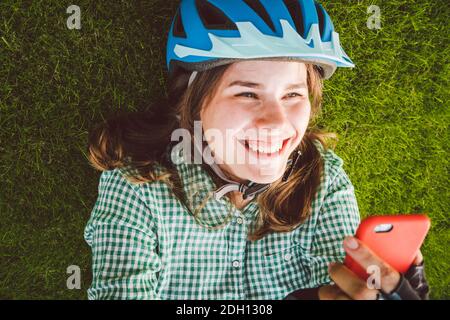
[247, 140, 283, 154]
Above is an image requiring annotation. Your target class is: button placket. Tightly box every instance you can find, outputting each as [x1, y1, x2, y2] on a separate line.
[262, 243, 311, 293]
[227, 210, 248, 298]
[241, 201, 258, 221]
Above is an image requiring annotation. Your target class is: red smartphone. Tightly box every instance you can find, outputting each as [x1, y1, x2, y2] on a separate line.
[344, 214, 430, 280]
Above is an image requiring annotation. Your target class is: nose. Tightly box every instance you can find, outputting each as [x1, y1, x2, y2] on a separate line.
[254, 99, 287, 129]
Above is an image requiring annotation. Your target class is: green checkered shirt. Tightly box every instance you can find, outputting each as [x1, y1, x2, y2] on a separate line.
[84, 140, 360, 300]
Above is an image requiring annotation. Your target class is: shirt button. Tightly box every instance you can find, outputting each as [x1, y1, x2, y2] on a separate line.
[236, 217, 243, 224]
[232, 260, 241, 269]
[284, 253, 292, 261]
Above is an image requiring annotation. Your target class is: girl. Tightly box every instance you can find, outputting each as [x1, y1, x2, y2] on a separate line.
[85, 0, 429, 300]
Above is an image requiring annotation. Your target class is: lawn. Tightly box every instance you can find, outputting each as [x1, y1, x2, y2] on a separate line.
[0, 0, 448, 299]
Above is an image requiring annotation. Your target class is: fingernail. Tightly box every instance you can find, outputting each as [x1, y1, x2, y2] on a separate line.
[344, 236, 359, 250]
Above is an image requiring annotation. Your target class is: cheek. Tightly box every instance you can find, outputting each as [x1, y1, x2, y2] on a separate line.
[202, 102, 250, 132]
[284, 102, 311, 134]
[201, 102, 251, 158]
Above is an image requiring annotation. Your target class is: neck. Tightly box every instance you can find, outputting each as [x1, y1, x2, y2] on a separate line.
[228, 191, 253, 210]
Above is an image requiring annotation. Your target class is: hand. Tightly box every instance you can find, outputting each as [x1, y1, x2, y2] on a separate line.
[404, 249, 429, 299]
[319, 236, 423, 300]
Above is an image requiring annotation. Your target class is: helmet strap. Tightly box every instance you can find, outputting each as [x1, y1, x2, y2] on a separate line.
[187, 71, 198, 87]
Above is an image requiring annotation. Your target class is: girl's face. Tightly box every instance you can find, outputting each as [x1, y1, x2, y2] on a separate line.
[200, 60, 311, 184]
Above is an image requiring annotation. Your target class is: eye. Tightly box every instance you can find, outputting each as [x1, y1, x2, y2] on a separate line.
[284, 92, 304, 99]
[236, 92, 258, 99]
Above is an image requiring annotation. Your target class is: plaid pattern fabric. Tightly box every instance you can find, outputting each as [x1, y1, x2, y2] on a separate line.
[84, 140, 361, 300]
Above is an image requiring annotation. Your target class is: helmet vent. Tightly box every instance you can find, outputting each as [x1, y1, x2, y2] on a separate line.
[173, 7, 187, 38]
[196, 0, 238, 30]
[315, 1, 325, 40]
[242, 0, 276, 33]
[282, 0, 305, 38]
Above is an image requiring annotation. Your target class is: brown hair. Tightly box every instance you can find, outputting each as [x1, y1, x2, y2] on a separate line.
[87, 62, 337, 241]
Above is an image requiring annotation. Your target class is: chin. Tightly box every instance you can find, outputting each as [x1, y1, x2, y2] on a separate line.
[244, 165, 285, 184]
[250, 175, 280, 184]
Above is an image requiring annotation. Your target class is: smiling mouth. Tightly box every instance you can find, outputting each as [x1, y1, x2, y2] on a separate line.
[238, 138, 291, 159]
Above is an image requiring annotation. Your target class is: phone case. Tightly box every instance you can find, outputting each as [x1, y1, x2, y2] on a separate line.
[344, 214, 430, 280]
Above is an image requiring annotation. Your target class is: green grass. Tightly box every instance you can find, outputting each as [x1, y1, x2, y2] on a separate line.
[0, 0, 448, 299]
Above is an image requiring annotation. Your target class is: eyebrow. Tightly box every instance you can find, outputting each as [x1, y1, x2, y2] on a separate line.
[227, 81, 307, 90]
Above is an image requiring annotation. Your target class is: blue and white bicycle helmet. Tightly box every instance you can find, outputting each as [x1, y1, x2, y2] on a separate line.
[166, 0, 354, 79]
[165, 0, 355, 201]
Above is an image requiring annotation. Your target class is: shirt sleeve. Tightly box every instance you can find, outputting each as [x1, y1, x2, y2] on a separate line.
[307, 163, 361, 288]
[84, 169, 162, 300]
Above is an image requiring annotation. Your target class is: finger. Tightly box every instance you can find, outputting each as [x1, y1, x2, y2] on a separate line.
[335, 293, 352, 300]
[328, 262, 379, 300]
[318, 285, 339, 300]
[413, 250, 423, 265]
[319, 284, 351, 300]
[343, 236, 400, 294]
